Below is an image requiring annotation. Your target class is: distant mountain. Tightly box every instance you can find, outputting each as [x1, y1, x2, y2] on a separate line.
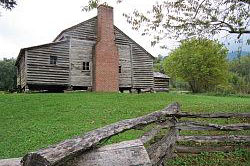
[228, 51, 250, 60]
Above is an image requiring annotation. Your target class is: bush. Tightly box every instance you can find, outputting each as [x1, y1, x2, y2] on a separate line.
[0, 58, 17, 91]
[164, 38, 229, 93]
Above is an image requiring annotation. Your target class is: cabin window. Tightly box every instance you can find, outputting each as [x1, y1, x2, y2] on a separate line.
[119, 65, 122, 73]
[50, 56, 57, 65]
[83, 62, 90, 71]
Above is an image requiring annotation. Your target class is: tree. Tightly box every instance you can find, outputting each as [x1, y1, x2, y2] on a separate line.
[153, 55, 165, 73]
[229, 55, 250, 82]
[229, 55, 250, 93]
[163, 38, 228, 93]
[0, 58, 17, 91]
[85, 0, 250, 46]
[0, 0, 16, 10]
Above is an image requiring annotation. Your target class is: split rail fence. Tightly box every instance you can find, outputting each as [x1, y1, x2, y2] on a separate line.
[1, 103, 250, 166]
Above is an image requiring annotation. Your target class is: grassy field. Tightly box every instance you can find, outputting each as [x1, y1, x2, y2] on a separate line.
[0, 92, 249, 164]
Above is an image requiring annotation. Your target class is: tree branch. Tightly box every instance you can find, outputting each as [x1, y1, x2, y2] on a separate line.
[193, 0, 207, 19]
[239, 0, 250, 5]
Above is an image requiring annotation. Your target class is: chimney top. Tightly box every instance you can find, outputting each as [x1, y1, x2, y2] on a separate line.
[97, 4, 113, 9]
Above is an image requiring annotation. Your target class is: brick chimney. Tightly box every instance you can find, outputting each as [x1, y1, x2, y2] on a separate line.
[93, 5, 119, 92]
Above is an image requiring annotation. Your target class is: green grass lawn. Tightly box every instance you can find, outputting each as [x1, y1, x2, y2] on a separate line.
[0, 92, 249, 164]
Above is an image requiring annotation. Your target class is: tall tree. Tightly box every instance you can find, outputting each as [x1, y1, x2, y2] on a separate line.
[0, 58, 17, 91]
[85, 0, 250, 46]
[163, 38, 228, 93]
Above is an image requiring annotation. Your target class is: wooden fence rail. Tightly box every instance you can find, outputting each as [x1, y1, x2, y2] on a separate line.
[175, 121, 250, 131]
[21, 103, 180, 166]
[178, 135, 250, 143]
[174, 112, 250, 118]
[1, 102, 249, 166]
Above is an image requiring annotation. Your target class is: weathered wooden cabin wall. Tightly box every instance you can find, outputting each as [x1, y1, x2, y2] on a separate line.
[117, 44, 132, 87]
[54, 17, 154, 89]
[69, 39, 132, 88]
[154, 77, 169, 89]
[54, 17, 97, 42]
[16, 55, 26, 89]
[25, 41, 70, 86]
[114, 28, 154, 89]
[70, 39, 95, 87]
[16, 68, 20, 87]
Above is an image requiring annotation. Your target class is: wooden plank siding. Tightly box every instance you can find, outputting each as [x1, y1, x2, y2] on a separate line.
[17, 16, 154, 90]
[54, 17, 97, 42]
[16, 55, 26, 89]
[118, 44, 132, 87]
[69, 39, 132, 88]
[114, 28, 154, 89]
[54, 17, 154, 89]
[16, 56, 21, 87]
[69, 39, 95, 87]
[26, 41, 70, 86]
[154, 78, 169, 89]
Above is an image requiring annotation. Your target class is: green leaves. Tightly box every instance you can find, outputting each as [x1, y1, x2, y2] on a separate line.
[0, 58, 17, 91]
[118, 0, 250, 46]
[163, 38, 229, 93]
[82, 0, 100, 12]
[83, 0, 124, 12]
[229, 55, 250, 94]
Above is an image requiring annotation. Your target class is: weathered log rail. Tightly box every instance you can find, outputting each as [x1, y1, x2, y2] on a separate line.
[174, 112, 250, 118]
[178, 135, 250, 143]
[1, 102, 249, 166]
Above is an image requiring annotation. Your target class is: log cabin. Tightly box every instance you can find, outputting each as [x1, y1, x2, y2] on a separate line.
[153, 72, 170, 92]
[15, 5, 166, 92]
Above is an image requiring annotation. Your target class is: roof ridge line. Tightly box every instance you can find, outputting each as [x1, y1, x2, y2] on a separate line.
[53, 16, 97, 42]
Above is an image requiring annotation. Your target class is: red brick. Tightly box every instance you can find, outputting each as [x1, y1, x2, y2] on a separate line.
[92, 5, 119, 92]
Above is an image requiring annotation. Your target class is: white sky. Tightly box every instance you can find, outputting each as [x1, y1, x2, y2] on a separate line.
[0, 0, 171, 60]
[0, 0, 249, 60]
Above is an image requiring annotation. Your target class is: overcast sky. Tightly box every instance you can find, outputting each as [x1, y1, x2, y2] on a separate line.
[0, 0, 169, 60]
[0, 0, 249, 60]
